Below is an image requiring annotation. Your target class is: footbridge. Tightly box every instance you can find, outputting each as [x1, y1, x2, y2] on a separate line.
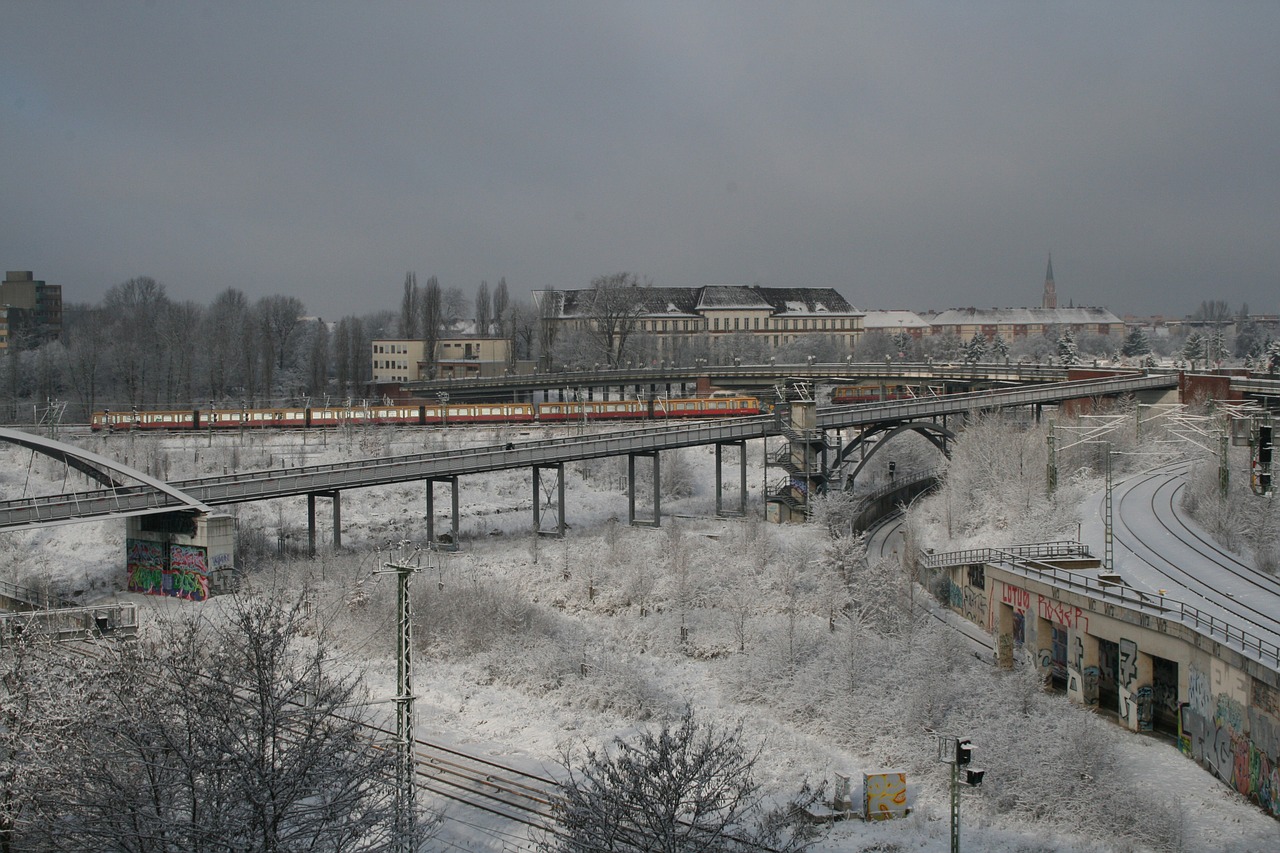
[0, 373, 1178, 541]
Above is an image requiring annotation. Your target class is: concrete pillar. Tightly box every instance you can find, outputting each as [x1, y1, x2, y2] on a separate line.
[627, 451, 661, 527]
[996, 601, 1016, 669]
[1033, 613, 1055, 681]
[1068, 630, 1101, 708]
[714, 440, 748, 517]
[1121, 647, 1156, 732]
[425, 477, 460, 549]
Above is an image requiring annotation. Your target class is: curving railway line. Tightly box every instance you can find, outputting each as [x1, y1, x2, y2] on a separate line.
[1090, 460, 1280, 650]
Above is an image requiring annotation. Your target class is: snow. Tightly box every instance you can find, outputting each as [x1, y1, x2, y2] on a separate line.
[2, 424, 1278, 852]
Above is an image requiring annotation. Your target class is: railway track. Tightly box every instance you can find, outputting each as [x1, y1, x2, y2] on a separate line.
[1105, 460, 1280, 647]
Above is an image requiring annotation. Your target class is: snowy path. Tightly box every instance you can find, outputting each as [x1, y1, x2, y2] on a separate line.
[1081, 461, 1280, 654]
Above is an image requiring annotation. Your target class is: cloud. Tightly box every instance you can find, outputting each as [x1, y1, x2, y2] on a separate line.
[2, 2, 1277, 319]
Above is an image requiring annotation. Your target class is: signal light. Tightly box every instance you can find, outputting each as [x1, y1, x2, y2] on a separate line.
[955, 738, 974, 767]
[963, 768, 985, 787]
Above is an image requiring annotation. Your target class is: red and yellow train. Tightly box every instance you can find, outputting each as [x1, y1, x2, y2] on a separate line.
[90, 394, 762, 431]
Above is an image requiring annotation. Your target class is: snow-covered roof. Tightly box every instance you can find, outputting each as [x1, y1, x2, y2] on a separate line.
[930, 306, 1123, 325]
[861, 310, 931, 330]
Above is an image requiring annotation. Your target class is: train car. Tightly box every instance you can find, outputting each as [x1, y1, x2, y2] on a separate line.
[830, 384, 909, 405]
[89, 395, 756, 432]
[536, 399, 646, 422]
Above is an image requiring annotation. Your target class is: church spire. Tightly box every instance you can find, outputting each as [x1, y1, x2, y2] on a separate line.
[1043, 252, 1057, 309]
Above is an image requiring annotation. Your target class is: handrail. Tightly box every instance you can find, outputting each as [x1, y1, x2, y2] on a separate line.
[922, 544, 1280, 671]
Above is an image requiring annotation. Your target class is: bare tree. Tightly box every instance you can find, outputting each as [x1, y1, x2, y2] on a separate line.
[510, 299, 538, 362]
[475, 280, 492, 336]
[420, 276, 444, 378]
[399, 272, 419, 339]
[258, 294, 306, 371]
[586, 273, 646, 367]
[442, 286, 467, 328]
[16, 587, 423, 852]
[308, 319, 331, 397]
[334, 316, 354, 397]
[542, 706, 817, 853]
[61, 303, 107, 419]
[205, 288, 251, 400]
[103, 276, 170, 407]
[493, 277, 510, 338]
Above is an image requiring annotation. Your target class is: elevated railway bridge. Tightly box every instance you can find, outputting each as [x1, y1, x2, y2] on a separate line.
[0, 373, 1179, 544]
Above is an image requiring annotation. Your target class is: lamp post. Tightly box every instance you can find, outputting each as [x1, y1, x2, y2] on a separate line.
[437, 392, 449, 429]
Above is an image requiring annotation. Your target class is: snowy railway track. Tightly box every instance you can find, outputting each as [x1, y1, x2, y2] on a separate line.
[866, 511, 995, 656]
[1108, 461, 1280, 646]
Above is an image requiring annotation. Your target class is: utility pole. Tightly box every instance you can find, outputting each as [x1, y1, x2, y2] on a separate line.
[376, 540, 422, 853]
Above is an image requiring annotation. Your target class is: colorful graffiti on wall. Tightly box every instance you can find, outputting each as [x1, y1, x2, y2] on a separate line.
[1178, 666, 1280, 818]
[863, 770, 909, 820]
[126, 538, 210, 602]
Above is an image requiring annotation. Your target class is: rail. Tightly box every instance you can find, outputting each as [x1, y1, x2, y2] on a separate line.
[0, 602, 138, 645]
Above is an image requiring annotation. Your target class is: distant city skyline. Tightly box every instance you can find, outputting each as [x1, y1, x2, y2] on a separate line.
[3, 3, 1277, 321]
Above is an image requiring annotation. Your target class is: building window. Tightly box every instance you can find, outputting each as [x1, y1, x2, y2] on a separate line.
[714, 318, 720, 331]
[734, 318, 740, 331]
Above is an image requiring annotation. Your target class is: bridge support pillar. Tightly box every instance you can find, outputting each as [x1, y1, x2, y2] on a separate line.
[715, 440, 748, 517]
[995, 600, 1016, 669]
[306, 491, 342, 556]
[1067, 630, 1101, 708]
[1120, 649, 1155, 732]
[533, 463, 566, 537]
[628, 451, 661, 527]
[425, 476, 460, 550]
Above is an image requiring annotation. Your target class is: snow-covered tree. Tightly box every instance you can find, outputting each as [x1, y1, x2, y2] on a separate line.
[542, 707, 818, 853]
[1056, 329, 1080, 366]
[990, 333, 1010, 361]
[1121, 326, 1151, 357]
[963, 331, 987, 364]
[1182, 331, 1206, 370]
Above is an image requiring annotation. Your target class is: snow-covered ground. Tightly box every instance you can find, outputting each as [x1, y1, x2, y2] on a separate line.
[2, 424, 1277, 852]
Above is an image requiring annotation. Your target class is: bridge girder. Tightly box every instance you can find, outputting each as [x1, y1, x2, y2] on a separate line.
[838, 420, 956, 486]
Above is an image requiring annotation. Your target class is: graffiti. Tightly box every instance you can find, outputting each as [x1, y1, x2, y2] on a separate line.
[1118, 638, 1138, 688]
[1038, 595, 1089, 632]
[1152, 681, 1179, 716]
[126, 539, 164, 595]
[997, 633, 1014, 668]
[1081, 665, 1101, 705]
[1254, 677, 1280, 718]
[1012, 612, 1025, 646]
[128, 565, 163, 594]
[863, 771, 909, 821]
[1001, 585, 1030, 611]
[166, 544, 209, 602]
[211, 551, 233, 571]
[1072, 635, 1084, 671]
[1188, 667, 1213, 719]
[1135, 685, 1154, 731]
[962, 587, 988, 627]
[1037, 647, 1053, 670]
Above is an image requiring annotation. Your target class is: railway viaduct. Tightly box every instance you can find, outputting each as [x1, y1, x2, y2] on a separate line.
[922, 542, 1280, 819]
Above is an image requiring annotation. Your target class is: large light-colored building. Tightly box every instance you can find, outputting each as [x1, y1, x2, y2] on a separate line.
[371, 335, 512, 386]
[535, 284, 864, 361]
[926, 306, 1126, 342]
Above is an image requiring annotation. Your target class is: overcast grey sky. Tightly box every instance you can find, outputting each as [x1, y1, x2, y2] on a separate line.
[2, 2, 1277, 320]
